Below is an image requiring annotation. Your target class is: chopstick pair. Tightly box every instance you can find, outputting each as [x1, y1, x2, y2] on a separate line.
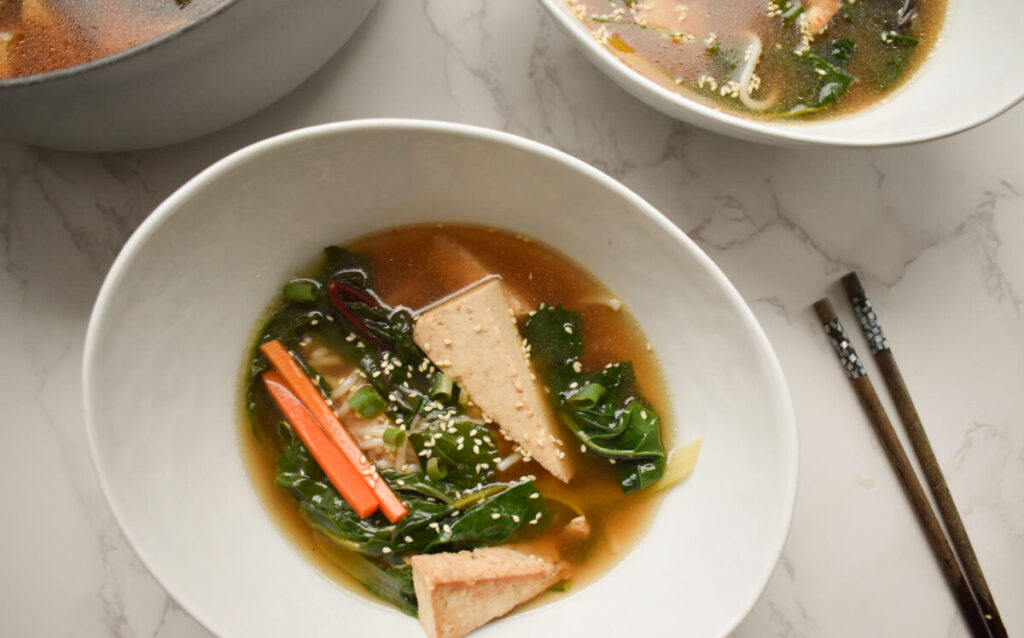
[814, 273, 1006, 638]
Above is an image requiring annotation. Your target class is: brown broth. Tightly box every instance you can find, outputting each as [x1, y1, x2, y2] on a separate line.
[239, 223, 675, 611]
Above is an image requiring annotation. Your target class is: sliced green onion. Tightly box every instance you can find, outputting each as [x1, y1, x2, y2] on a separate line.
[426, 458, 448, 482]
[348, 386, 386, 418]
[282, 281, 318, 302]
[780, 0, 803, 22]
[567, 382, 606, 409]
[383, 427, 406, 451]
[429, 373, 454, 401]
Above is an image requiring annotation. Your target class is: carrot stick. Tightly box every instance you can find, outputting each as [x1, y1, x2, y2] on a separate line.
[260, 340, 409, 523]
[262, 372, 378, 519]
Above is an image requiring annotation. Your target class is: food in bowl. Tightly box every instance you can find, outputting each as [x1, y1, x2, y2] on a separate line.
[241, 224, 700, 638]
[0, 0, 219, 79]
[567, 0, 945, 120]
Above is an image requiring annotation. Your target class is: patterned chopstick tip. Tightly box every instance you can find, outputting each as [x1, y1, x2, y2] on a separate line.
[848, 295, 888, 354]
[814, 299, 866, 379]
[824, 319, 866, 379]
[841, 273, 889, 355]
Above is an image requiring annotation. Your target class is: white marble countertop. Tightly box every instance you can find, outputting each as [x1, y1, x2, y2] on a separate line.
[1, 1, 1021, 637]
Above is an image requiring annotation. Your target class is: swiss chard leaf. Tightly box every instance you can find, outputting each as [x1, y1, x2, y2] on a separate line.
[804, 52, 853, 107]
[426, 481, 547, 550]
[357, 559, 417, 615]
[827, 39, 856, 66]
[409, 420, 499, 491]
[522, 303, 583, 369]
[275, 431, 548, 557]
[524, 305, 666, 492]
[318, 541, 418, 615]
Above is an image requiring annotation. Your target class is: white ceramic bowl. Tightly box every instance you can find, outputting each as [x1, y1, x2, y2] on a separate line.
[539, 0, 1024, 147]
[84, 120, 797, 637]
[0, 0, 376, 151]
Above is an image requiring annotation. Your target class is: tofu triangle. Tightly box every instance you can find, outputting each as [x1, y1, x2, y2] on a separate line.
[413, 278, 574, 482]
[411, 547, 564, 638]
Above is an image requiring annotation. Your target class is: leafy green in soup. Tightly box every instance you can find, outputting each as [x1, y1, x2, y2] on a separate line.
[240, 225, 692, 624]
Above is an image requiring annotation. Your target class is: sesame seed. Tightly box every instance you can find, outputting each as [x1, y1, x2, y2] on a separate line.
[381, 547, 392, 554]
[491, 513, 501, 520]
[512, 515, 520, 523]
[404, 536, 414, 543]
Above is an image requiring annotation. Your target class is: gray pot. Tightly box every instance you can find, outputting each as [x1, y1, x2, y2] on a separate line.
[0, 0, 377, 151]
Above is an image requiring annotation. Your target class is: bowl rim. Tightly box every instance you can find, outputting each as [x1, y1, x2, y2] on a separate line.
[82, 118, 799, 638]
[537, 0, 1024, 148]
[0, 0, 241, 89]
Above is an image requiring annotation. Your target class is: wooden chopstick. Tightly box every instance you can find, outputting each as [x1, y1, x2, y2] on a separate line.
[813, 299, 992, 638]
[840, 273, 1007, 638]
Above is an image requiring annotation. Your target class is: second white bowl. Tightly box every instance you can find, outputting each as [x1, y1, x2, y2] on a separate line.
[539, 0, 1024, 147]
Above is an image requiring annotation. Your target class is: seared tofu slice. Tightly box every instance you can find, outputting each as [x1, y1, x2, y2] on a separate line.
[413, 279, 574, 482]
[411, 547, 564, 638]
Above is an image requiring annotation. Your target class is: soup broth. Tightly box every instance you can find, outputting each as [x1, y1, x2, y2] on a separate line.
[241, 224, 677, 615]
[0, 0, 220, 79]
[569, 0, 946, 120]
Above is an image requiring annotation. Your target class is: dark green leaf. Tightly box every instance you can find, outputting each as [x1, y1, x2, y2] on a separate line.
[525, 305, 666, 492]
[275, 435, 547, 560]
[521, 304, 584, 369]
[827, 39, 856, 66]
[619, 456, 666, 493]
[409, 421, 499, 491]
[426, 481, 547, 550]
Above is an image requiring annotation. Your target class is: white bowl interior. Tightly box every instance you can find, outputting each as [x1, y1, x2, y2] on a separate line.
[84, 121, 796, 637]
[540, 0, 1024, 146]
